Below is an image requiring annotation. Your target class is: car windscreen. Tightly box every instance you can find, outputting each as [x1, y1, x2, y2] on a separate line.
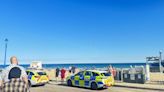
[101, 72, 111, 76]
[37, 72, 47, 75]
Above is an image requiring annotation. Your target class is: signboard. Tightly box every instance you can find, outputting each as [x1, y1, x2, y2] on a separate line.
[138, 74, 141, 79]
[124, 74, 128, 78]
[130, 74, 135, 80]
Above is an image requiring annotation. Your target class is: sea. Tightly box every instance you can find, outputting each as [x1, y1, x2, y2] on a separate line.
[0, 63, 146, 69]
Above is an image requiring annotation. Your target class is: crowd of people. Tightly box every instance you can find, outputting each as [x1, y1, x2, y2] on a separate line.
[55, 66, 76, 83]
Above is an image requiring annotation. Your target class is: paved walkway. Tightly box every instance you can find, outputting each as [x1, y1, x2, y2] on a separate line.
[30, 83, 163, 92]
[114, 82, 164, 91]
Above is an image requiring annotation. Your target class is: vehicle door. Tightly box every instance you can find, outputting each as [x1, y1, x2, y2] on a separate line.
[84, 71, 92, 87]
[74, 71, 84, 86]
[28, 72, 34, 80]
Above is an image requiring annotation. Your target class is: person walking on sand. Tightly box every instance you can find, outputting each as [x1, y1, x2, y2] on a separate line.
[55, 67, 60, 82]
[0, 56, 29, 92]
[60, 68, 66, 83]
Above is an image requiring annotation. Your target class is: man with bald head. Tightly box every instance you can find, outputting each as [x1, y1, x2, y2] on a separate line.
[0, 56, 29, 92]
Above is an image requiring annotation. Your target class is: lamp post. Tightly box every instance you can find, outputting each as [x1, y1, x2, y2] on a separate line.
[159, 51, 162, 73]
[146, 57, 150, 81]
[4, 38, 8, 66]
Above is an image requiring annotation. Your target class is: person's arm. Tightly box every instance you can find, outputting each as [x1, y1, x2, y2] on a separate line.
[0, 69, 7, 88]
[20, 67, 28, 85]
[22, 76, 28, 85]
[0, 78, 4, 90]
[0, 77, 2, 89]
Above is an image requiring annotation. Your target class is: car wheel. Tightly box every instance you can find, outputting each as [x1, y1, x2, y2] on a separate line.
[67, 80, 72, 86]
[91, 82, 98, 90]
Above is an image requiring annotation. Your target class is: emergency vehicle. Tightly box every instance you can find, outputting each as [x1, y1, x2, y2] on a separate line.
[26, 70, 49, 86]
[66, 70, 114, 90]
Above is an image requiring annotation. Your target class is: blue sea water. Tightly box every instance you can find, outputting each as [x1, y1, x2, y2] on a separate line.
[0, 63, 146, 69]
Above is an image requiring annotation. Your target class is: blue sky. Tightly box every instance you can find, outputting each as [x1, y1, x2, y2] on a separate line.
[0, 0, 164, 64]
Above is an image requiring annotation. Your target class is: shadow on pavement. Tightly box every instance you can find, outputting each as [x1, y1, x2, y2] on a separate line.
[30, 84, 45, 88]
[114, 85, 164, 92]
[56, 83, 108, 91]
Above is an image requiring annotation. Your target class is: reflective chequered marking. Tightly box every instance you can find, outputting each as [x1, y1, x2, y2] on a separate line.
[75, 80, 79, 85]
[85, 81, 90, 86]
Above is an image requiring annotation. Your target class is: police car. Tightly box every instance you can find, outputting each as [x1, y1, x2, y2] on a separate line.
[66, 70, 114, 90]
[26, 70, 49, 86]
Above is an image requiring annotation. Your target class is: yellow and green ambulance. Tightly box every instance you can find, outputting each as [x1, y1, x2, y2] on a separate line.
[66, 70, 114, 90]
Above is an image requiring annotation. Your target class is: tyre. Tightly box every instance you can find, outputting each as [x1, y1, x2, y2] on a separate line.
[91, 82, 98, 90]
[67, 80, 72, 86]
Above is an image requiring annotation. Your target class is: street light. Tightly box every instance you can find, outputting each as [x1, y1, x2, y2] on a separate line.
[159, 50, 162, 73]
[4, 38, 8, 66]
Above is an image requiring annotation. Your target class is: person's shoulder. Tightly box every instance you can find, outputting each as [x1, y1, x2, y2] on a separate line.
[1, 65, 13, 74]
[16, 65, 26, 70]
[4, 65, 14, 70]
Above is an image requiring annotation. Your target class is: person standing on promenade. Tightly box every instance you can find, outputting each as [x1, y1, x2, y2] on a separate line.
[72, 66, 76, 74]
[60, 68, 66, 83]
[69, 66, 72, 74]
[112, 67, 116, 77]
[0, 56, 29, 92]
[108, 65, 116, 77]
[55, 67, 60, 82]
[108, 65, 113, 75]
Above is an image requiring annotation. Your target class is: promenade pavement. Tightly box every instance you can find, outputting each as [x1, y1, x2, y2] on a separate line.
[30, 82, 164, 92]
[114, 82, 164, 91]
